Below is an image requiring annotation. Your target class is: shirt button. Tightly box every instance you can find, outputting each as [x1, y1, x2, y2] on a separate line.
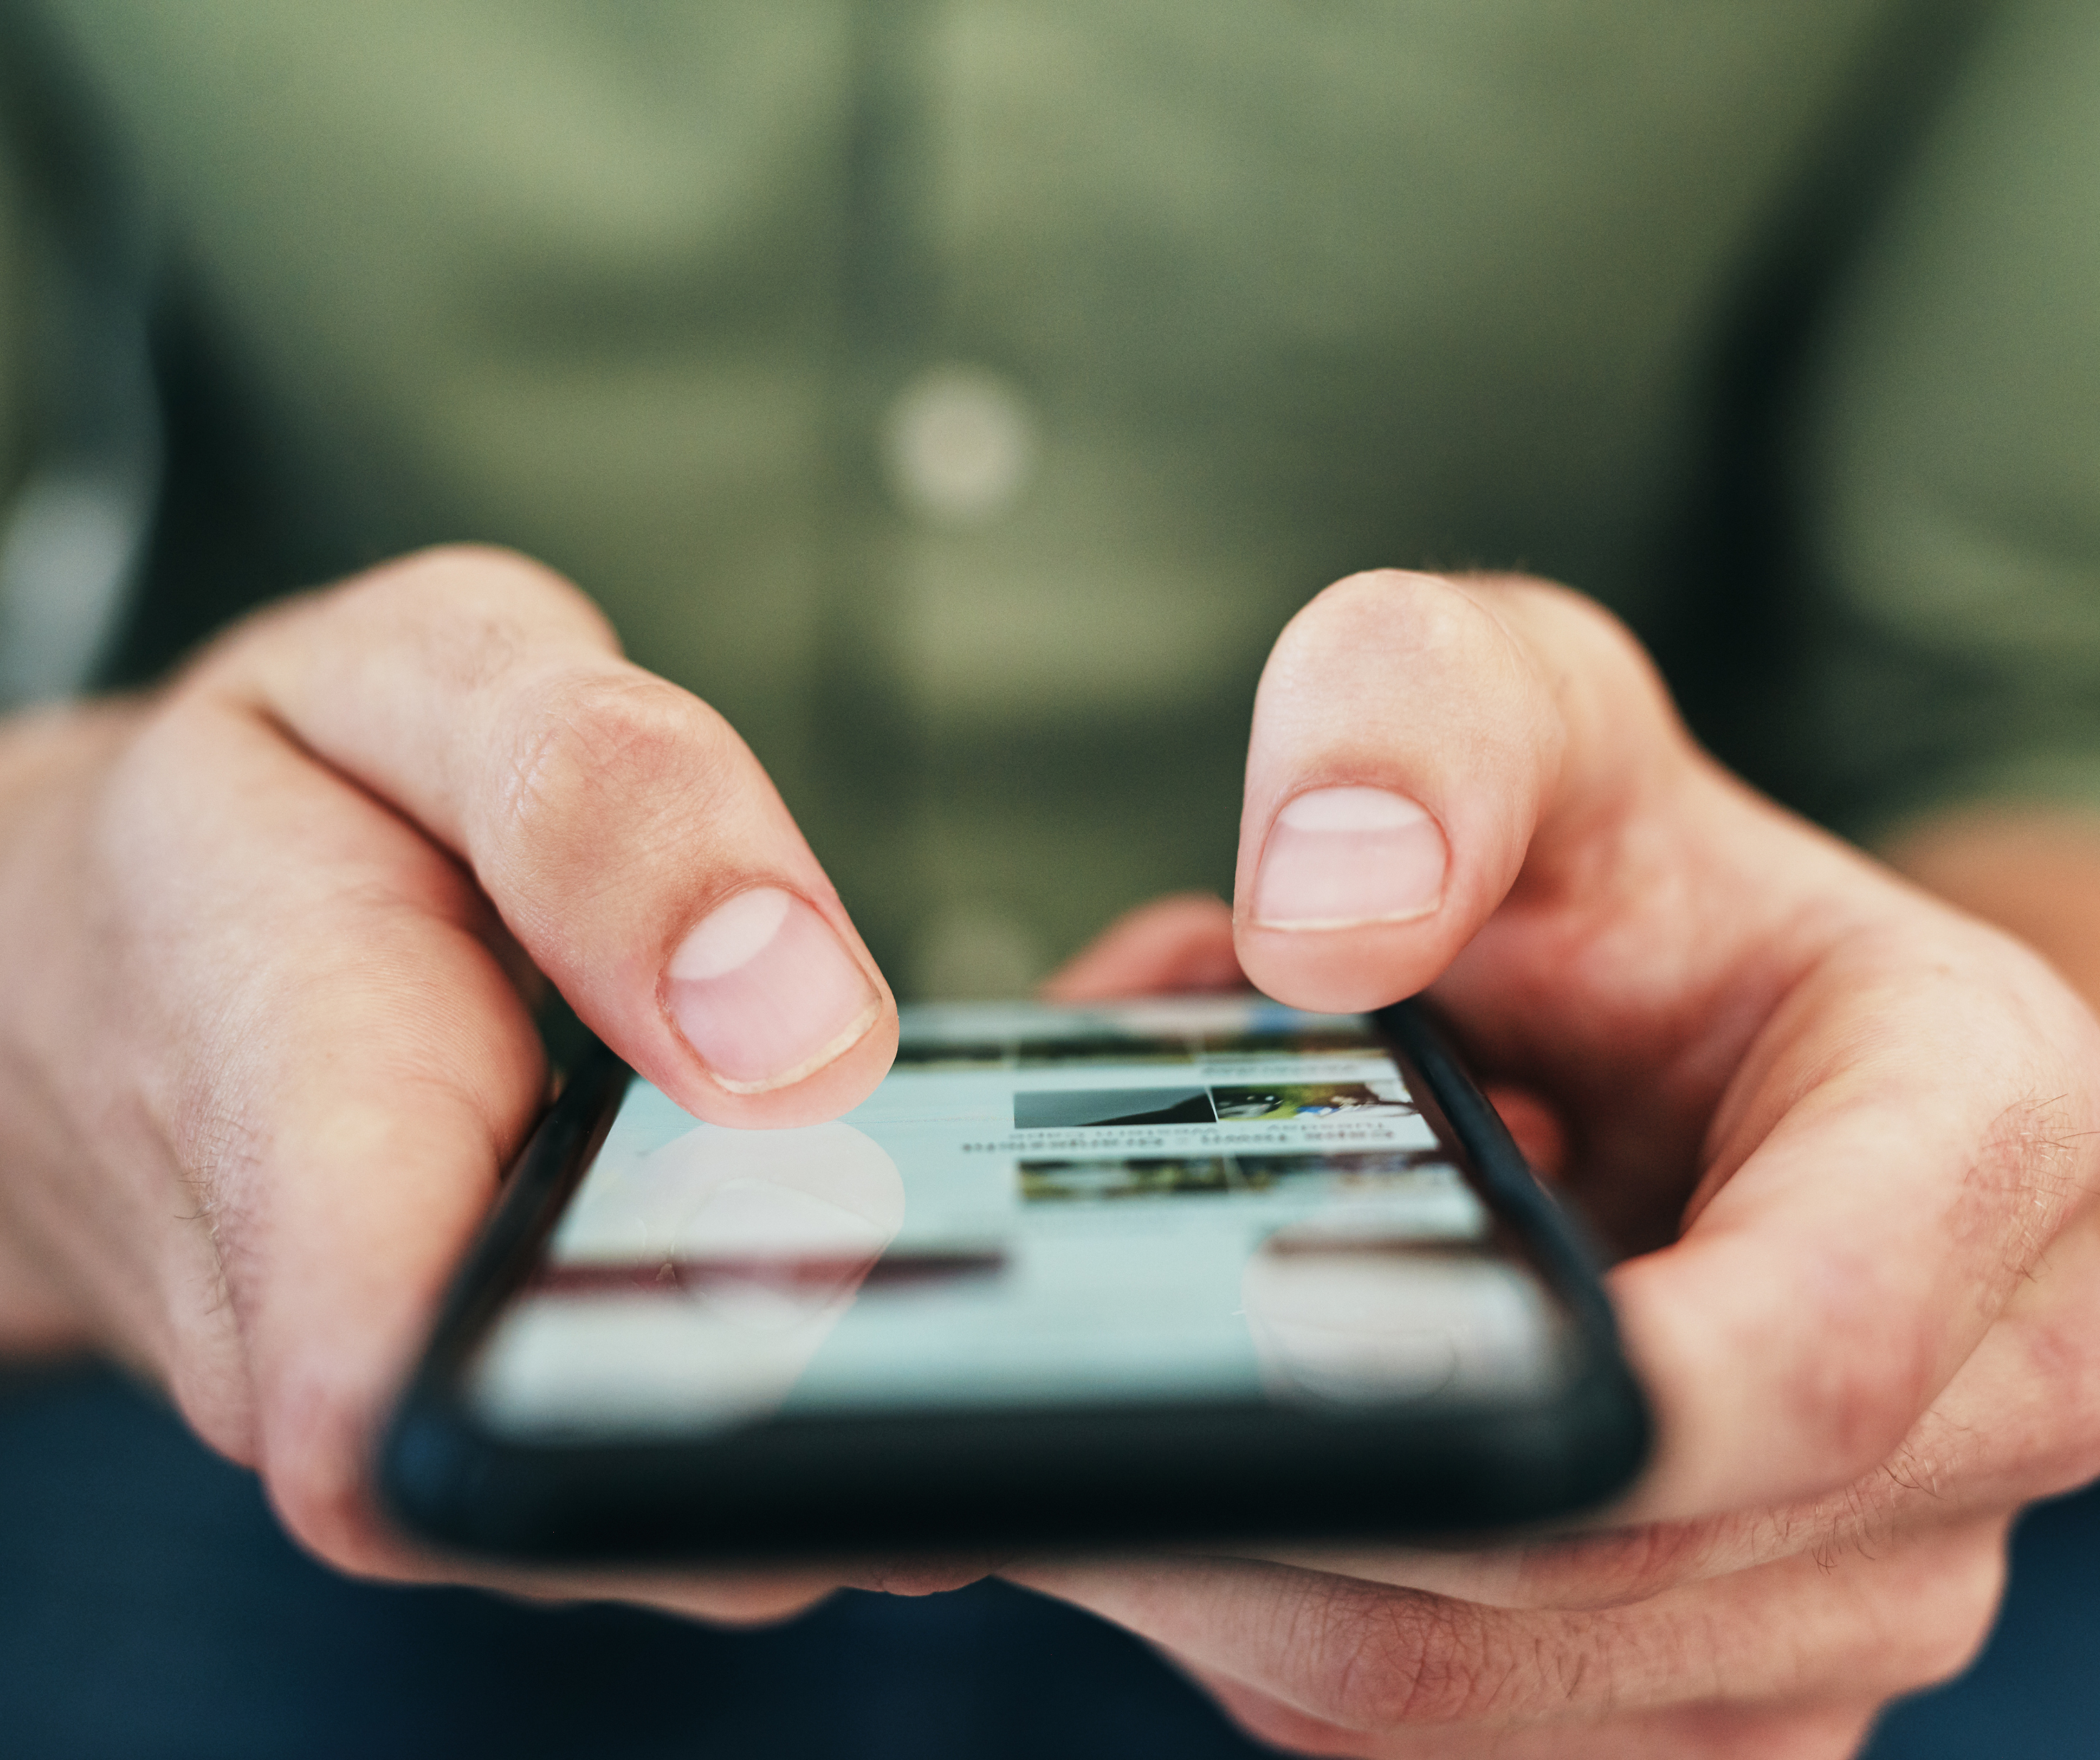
[880, 364, 1037, 527]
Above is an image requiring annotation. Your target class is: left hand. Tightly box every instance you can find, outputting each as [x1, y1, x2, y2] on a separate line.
[1026, 570, 2100, 1759]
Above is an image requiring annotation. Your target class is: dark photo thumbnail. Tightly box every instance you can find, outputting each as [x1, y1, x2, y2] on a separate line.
[1232, 1148, 1447, 1188]
[1020, 1148, 1455, 1204]
[1210, 1082, 1412, 1122]
[891, 1038, 1011, 1069]
[1020, 1157, 1231, 1201]
[1012, 1086, 1218, 1129]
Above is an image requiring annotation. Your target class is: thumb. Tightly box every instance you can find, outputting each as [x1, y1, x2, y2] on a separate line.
[1233, 570, 1685, 1012]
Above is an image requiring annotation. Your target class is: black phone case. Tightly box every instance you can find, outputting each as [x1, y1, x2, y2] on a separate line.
[380, 1000, 1649, 1562]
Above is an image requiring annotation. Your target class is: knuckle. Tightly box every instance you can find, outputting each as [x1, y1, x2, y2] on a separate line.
[1959, 1083, 2096, 1301]
[341, 545, 615, 675]
[1783, 1251, 1939, 1491]
[2012, 1303, 2100, 1494]
[501, 667, 716, 814]
[162, 1328, 260, 1466]
[1466, 575, 1681, 755]
[182, 545, 616, 702]
[1890, 1528, 2010, 1692]
[1284, 568, 1496, 666]
[1467, 572, 1643, 667]
[1304, 1581, 1505, 1729]
[487, 667, 741, 875]
[357, 542, 598, 624]
[256, 1363, 414, 1586]
[1264, 570, 1558, 770]
[172, 587, 330, 693]
[1772, 1524, 2010, 1703]
[265, 1445, 391, 1581]
[1520, 1518, 1721, 1609]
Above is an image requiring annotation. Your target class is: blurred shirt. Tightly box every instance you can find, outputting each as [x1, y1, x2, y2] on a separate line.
[2, 0, 2097, 993]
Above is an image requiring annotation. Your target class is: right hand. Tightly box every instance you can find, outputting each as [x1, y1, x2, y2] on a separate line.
[0, 545, 906, 1619]
[1024, 572, 2100, 1756]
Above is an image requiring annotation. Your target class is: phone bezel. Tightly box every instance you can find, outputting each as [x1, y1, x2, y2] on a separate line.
[380, 1000, 1649, 1563]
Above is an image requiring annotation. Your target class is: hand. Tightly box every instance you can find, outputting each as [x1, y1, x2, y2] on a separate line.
[0, 545, 933, 1621]
[1031, 570, 2100, 1757]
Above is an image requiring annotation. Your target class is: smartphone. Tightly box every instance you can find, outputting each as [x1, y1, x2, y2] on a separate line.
[381, 996, 1648, 1562]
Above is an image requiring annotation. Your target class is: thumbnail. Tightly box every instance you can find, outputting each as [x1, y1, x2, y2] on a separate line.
[1012, 1087, 1218, 1129]
[1209, 1082, 1412, 1121]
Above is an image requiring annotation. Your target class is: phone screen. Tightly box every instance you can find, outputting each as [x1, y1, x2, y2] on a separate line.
[466, 998, 1569, 1442]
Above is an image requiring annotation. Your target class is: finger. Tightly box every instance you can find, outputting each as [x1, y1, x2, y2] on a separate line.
[498, 1571, 841, 1628]
[197, 546, 895, 1128]
[1041, 893, 1242, 1000]
[74, 677, 543, 1514]
[1234, 569, 1839, 1254]
[1480, 1084, 1568, 1178]
[1620, 1191, 2100, 1606]
[1622, 1192, 2100, 1604]
[1836, 1197, 2100, 1518]
[103, 699, 855, 1625]
[502, 1551, 994, 1629]
[1013, 1517, 2003, 1739]
[1257, 1207, 2100, 1617]
[1188, 1666, 1880, 1760]
[1609, 909, 2100, 1519]
[1233, 571, 1689, 1013]
[1234, 576, 2100, 1521]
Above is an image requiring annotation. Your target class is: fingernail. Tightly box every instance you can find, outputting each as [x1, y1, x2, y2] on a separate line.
[1250, 787, 1447, 930]
[668, 888, 882, 1093]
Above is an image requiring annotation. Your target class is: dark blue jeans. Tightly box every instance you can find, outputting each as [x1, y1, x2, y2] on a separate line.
[1, 1366, 2091, 1759]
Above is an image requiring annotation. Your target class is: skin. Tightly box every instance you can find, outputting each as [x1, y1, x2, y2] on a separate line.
[1, 551, 2096, 1749]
